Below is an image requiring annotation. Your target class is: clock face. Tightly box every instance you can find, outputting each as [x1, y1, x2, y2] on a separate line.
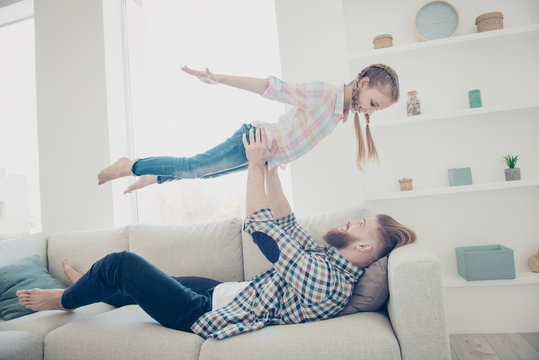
[415, 1, 459, 41]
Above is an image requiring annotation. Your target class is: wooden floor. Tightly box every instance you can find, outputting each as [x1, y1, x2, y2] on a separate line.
[450, 333, 539, 360]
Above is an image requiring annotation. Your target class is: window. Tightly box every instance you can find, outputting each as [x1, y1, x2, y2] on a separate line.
[0, 3, 40, 239]
[125, 0, 289, 224]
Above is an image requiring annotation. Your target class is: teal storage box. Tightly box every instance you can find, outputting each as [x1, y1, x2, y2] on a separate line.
[456, 245, 516, 281]
[448, 167, 472, 186]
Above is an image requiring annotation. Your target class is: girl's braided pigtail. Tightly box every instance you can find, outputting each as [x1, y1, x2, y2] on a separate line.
[365, 114, 379, 164]
[354, 111, 366, 170]
[352, 76, 367, 170]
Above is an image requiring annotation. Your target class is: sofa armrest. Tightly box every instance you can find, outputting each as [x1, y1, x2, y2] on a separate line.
[387, 243, 450, 360]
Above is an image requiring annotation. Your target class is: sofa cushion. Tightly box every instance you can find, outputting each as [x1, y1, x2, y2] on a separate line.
[44, 305, 204, 360]
[198, 312, 401, 360]
[47, 227, 130, 284]
[0, 302, 114, 338]
[0, 233, 47, 268]
[129, 218, 244, 282]
[0, 255, 66, 320]
[338, 256, 389, 315]
[0, 330, 43, 360]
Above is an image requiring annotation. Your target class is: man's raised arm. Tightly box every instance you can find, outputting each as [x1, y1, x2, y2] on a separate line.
[265, 167, 292, 219]
[242, 128, 277, 217]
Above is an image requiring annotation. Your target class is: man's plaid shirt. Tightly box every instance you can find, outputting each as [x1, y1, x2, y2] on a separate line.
[190, 208, 363, 339]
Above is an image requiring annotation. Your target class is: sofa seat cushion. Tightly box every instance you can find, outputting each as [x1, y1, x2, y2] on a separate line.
[0, 330, 43, 360]
[198, 312, 401, 360]
[129, 218, 244, 282]
[44, 305, 204, 360]
[0, 302, 114, 338]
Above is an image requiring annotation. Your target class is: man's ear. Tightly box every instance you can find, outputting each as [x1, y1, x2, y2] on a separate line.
[355, 242, 373, 253]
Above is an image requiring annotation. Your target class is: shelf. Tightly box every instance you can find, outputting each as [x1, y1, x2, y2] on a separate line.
[364, 179, 539, 201]
[349, 23, 539, 63]
[371, 103, 539, 129]
[444, 272, 539, 288]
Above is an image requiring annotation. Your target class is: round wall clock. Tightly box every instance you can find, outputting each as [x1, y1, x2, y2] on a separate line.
[415, 1, 459, 41]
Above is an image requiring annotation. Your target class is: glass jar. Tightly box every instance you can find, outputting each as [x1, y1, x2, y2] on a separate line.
[406, 91, 421, 116]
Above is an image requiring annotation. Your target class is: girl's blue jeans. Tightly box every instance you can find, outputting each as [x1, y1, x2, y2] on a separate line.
[61, 251, 221, 332]
[132, 123, 255, 184]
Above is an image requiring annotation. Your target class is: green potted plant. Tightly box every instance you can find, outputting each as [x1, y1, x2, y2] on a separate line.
[503, 154, 520, 181]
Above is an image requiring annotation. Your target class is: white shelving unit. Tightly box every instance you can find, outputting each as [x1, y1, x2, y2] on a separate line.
[444, 271, 539, 288]
[349, 22, 539, 199]
[342, 0, 539, 333]
[349, 23, 539, 63]
[371, 103, 539, 129]
[364, 178, 539, 201]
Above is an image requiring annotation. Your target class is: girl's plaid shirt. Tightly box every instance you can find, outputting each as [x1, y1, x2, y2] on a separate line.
[190, 209, 363, 339]
[254, 76, 349, 171]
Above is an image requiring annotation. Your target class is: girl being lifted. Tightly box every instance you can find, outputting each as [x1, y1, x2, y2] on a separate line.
[98, 64, 399, 194]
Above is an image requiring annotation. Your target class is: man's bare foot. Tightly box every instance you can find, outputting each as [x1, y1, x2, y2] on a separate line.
[62, 259, 82, 284]
[124, 175, 158, 194]
[16, 289, 68, 311]
[97, 157, 134, 185]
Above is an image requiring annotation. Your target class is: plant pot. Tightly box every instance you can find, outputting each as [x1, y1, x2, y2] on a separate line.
[504, 168, 521, 181]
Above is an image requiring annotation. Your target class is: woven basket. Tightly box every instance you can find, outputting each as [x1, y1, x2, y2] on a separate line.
[475, 11, 504, 32]
[398, 178, 413, 191]
[373, 34, 393, 49]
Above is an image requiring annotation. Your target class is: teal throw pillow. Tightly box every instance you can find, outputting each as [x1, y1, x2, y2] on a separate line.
[0, 255, 66, 320]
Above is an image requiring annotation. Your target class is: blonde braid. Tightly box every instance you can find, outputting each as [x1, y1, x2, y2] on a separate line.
[352, 70, 367, 169]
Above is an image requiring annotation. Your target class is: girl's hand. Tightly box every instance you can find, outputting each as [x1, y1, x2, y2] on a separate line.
[181, 66, 220, 84]
[242, 128, 277, 166]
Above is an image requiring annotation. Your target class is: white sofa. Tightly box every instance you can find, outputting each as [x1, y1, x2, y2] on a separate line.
[0, 206, 450, 360]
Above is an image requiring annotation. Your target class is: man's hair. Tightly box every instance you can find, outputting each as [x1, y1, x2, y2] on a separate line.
[375, 214, 417, 258]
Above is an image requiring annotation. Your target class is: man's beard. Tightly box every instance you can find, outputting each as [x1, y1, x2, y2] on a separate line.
[323, 229, 356, 250]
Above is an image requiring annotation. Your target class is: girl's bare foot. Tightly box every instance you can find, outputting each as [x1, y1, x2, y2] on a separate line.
[16, 289, 68, 311]
[97, 157, 134, 185]
[62, 259, 82, 284]
[124, 175, 158, 194]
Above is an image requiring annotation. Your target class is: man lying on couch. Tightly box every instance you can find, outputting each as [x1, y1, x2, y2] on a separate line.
[16, 128, 416, 340]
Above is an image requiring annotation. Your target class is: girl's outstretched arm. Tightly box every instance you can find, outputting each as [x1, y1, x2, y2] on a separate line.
[181, 66, 269, 96]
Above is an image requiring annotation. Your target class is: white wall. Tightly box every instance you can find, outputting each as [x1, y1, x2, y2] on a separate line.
[273, 0, 364, 216]
[34, 0, 130, 233]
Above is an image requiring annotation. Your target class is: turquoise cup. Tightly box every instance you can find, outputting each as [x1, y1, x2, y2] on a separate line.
[468, 89, 482, 108]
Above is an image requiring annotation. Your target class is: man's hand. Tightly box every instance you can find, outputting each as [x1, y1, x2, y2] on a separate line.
[242, 128, 277, 166]
[181, 66, 220, 84]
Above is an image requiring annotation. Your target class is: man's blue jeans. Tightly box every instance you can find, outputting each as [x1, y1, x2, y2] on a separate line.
[61, 251, 221, 332]
[132, 123, 255, 184]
